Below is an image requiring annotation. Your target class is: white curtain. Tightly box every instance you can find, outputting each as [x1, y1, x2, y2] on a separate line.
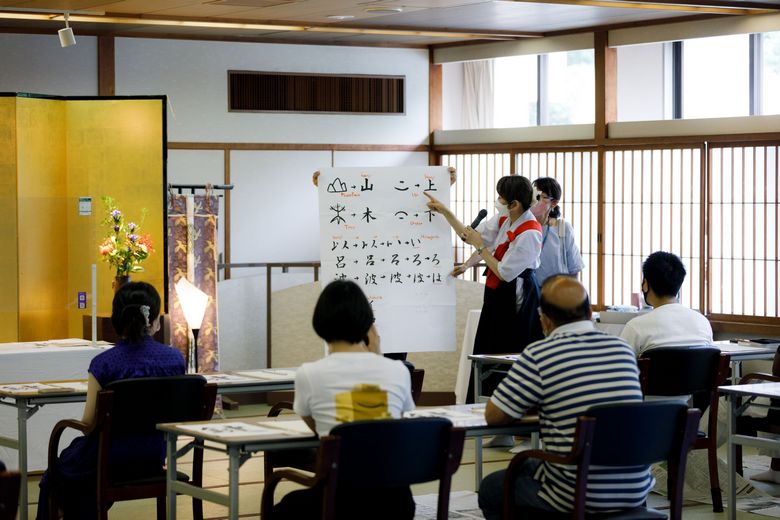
[463, 60, 495, 129]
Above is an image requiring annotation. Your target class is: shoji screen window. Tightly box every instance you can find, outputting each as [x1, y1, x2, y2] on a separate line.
[603, 148, 703, 310]
[709, 144, 779, 317]
[516, 150, 599, 302]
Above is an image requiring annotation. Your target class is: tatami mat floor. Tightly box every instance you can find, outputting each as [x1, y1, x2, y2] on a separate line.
[21, 404, 780, 519]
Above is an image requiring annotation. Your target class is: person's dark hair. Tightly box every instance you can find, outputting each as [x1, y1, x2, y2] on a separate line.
[642, 251, 686, 298]
[532, 177, 562, 219]
[539, 275, 591, 326]
[111, 281, 161, 343]
[312, 280, 374, 344]
[496, 175, 533, 212]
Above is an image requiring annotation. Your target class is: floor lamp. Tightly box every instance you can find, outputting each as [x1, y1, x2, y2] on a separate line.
[175, 277, 209, 373]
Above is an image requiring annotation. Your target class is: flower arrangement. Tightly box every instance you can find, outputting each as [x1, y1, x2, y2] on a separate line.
[99, 196, 154, 278]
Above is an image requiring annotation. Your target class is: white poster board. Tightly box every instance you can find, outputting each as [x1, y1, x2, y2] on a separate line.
[318, 167, 456, 353]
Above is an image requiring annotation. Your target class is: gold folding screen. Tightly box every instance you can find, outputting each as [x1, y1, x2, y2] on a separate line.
[0, 94, 166, 342]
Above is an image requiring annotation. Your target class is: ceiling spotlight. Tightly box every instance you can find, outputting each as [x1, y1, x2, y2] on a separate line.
[326, 15, 355, 20]
[58, 12, 76, 47]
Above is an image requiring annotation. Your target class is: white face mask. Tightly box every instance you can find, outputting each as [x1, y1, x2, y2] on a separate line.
[494, 200, 510, 217]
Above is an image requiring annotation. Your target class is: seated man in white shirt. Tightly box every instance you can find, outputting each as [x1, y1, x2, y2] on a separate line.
[620, 251, 713, 356]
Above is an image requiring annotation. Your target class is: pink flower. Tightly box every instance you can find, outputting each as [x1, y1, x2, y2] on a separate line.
[99, 238, 114, 255]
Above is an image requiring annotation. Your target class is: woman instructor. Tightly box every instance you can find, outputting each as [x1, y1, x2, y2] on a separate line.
[425, 175, 543, 362]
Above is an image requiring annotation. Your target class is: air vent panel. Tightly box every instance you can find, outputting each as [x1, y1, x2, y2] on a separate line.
[228, 71, 405, 114]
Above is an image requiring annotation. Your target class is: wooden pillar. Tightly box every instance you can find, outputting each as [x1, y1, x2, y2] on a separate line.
[428, 48, 442, 165]
[594, 31, 616, 309]
[594, 31, 616, 142]
[224, 148, 232, 280]
[98, 36, 115, 96]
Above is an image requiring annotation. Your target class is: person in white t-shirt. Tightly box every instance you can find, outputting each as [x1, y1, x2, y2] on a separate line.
[620, 251, 713, 357]
[293, 280, 415, 436]
[274, 280, 416, 520]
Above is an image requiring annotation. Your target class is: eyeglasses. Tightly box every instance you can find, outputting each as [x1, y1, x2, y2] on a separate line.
[535, 193, 558, 202]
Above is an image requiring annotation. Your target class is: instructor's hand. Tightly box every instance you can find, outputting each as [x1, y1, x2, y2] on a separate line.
[451, 264, 467, 277]
[460, 227, 484, 248]
[424, 192, 447, 213]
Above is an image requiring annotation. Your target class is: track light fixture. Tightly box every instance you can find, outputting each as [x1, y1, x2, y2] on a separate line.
[58, 12, 76, 48]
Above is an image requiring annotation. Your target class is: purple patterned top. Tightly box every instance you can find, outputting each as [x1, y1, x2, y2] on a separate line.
[89, 336, 185, 387]
[48, 336, 186, 484]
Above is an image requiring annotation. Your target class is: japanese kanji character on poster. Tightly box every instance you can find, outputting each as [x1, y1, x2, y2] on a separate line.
[318, 167, 456, 353]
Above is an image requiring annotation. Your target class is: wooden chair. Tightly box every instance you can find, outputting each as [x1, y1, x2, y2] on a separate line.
[734, 346, 780, 475]
[263, 367, 426, 481]
[47, 375, 217, 520]
[504, 402, 700, 520]
[638, 346, 729, 512]
[262, 417, 465, 520]
[0, 470, 21, 520]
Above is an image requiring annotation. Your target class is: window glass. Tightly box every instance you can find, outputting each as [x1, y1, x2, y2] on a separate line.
[616, 43, 666, 122]
[683, 34, 749, 119]
[493, 55, 538, 128]
[546, 50, 595, 125]
[763, 31, 780, 115]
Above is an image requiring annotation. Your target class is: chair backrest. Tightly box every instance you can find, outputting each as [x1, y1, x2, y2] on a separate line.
[100, 375, 216, 435]
[410, 369, 425, 405]
[639, 346, 728, 407]
[328, 417, 464, 489]
[585, 401, 696, 466]
[563, 402, 700, 520]
[0, 471, 20, 520]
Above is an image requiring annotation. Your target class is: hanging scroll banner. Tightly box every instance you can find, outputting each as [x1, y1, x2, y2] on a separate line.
[318, 166, 456, 353]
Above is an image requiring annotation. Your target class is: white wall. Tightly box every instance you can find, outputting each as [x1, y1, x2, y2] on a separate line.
[0, 34, 97, 95]
[617, 43, 666, 122]
[442, 62, 465, 130]
[115, 38, 430, 145]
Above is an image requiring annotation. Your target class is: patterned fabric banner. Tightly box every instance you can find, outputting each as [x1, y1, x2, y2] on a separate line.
[167, 192, 220, 373]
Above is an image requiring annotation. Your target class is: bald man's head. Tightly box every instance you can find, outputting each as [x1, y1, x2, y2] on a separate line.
[539, 275, 591, 330]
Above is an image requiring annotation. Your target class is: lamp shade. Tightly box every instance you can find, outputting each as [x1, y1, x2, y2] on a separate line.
[175, 277, 209, 330]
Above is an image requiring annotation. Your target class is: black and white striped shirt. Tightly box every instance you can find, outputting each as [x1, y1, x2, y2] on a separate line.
[491, 320, 653, 513]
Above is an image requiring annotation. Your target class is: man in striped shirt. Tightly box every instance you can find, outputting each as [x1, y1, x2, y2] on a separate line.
[478, 275, 653, 519]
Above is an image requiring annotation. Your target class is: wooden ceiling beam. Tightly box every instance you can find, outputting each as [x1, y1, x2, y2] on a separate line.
[0, 11, 540, 40]
[509, 0, 779, 15]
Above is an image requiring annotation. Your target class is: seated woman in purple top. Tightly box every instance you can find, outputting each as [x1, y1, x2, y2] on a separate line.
[37, 282, 185, 520]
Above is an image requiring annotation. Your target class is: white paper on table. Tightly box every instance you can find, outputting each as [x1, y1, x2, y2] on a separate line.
[318, 167, 456, 354]
[403, 407, 486, 427]
[233, 369, 296, 381]
[0, 383, 77, 395]
[262, 419, 316, 435]
[203, 373, 263, 384]
[49, 382, 89, 392]
[176, 422, 283, 438]
[34, 339, 112, 348]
